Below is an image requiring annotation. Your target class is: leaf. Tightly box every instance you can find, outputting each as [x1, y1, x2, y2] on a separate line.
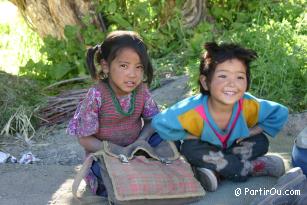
[52, 63, 74, 80]
[109, 13, 132, 29]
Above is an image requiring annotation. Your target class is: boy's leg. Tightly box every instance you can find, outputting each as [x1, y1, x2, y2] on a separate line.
[229, 133, 269, 161]
[229, 133, 284, 177]
[181, 139, 249, 184]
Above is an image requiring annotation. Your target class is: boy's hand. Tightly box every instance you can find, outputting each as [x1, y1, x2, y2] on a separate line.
[236, 138, 244, 144]
[186, 134, 198, 140]
[249, 126, 263, 136]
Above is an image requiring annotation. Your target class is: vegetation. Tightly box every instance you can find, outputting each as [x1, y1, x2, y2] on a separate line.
[186, 0, 306, 112]
[0, 0, 306, 137]
[0, 71, 43, 140]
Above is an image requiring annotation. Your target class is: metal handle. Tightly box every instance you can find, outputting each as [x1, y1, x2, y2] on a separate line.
[119, 154, 129, 164]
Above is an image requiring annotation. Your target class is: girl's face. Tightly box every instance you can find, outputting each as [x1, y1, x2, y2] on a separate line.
[202, 58, 247, 107]
[101, 47, 144, 96]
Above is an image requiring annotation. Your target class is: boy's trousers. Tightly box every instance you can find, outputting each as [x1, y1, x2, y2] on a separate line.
[180, 133, 269, 181]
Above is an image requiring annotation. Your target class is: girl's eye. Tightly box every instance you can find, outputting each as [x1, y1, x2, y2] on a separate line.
[238, 76, 245, 80]
[120, 64, 128, 69]
[136, 65, 144, 70]
[218, 75, 227, 78]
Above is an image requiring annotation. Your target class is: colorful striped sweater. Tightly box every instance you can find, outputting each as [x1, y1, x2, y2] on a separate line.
[152, 93, 288, 149]
[94, 81, 146, 146]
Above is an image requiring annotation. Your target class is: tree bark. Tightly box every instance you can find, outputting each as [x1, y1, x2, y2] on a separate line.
[9, 0, 97, 39]
[182, 0, 215, 28]
[9, 0, 214, 38]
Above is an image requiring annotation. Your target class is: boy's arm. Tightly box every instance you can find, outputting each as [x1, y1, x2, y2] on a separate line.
[249, 125, 264, 136]
[186, 133, 199, 139]
[152, 110, 188, 141]
[257, 99, 289, 137]
[236, 126, 264, 144]
[243, 93, 289, 138]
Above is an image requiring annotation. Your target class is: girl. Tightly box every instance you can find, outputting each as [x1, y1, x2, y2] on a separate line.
[152, 42, 288, 192]
[67, 30, 159, 196]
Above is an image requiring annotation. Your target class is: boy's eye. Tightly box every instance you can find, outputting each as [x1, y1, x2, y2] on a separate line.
[238, 76, 245, 80]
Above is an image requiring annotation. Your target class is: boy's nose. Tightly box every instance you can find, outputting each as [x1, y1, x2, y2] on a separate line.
[227, 79, 235, 86]
[227, 75, 237, 86]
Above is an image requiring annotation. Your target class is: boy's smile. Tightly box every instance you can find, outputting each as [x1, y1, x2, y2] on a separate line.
[206, 58, 247, 108]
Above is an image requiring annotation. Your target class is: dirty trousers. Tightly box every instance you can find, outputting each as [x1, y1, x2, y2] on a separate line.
[180, 133, 269, 181]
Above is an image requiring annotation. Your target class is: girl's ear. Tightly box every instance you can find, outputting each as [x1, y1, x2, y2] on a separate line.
[200, 75, 209, 91]
[100, 59, 109, 74]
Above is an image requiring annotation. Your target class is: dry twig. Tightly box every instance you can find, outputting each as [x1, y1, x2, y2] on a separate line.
[1, 106, 36, 145]
[38, 89, 87, 126]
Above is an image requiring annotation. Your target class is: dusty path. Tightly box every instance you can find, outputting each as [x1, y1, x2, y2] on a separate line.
[0, 75, 306, 205]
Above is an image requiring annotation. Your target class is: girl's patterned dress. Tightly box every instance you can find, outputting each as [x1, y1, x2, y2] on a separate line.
[67, 82, 159, 194]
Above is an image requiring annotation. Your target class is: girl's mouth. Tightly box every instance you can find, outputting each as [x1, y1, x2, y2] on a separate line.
[125, 81, 136, 87]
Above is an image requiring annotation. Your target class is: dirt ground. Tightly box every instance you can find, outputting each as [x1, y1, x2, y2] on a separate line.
[0, 75, 306, 205]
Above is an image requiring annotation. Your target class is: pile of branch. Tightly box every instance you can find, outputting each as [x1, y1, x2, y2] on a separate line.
[38, 77, 90, 126]
[38, 89, 87, 126]
[37, 76, 176, 127]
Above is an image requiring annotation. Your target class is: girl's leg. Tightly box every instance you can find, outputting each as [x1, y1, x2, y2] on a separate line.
[91, 161, 108, 197]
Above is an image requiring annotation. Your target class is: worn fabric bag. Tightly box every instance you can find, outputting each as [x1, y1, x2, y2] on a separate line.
[72, 138, 205, 205]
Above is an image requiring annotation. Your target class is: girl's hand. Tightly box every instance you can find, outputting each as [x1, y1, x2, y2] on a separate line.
[148, 133, 163, 147]
[138, 118, 156, 141]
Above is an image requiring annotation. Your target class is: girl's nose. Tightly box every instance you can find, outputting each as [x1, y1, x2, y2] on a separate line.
[128, 67, 137, 77]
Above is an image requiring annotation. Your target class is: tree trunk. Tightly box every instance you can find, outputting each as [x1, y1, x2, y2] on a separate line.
[182, 0, 215, 28]
[9, 0, 99, 39]
[9, 0, 213, 38]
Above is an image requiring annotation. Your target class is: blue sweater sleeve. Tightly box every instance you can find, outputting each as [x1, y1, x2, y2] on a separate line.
[152, 108, 188, 141]
[257, 97, 289, 137]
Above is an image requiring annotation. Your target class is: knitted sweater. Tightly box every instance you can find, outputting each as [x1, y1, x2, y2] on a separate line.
[152, 93, 288, 149]
[94, 81, 146, 146]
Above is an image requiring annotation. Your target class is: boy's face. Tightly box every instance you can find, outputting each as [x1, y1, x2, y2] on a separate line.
[203, 58, 247, 107]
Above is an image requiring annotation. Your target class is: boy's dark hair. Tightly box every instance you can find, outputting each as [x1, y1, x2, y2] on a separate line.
[86, 30, 153, 86]
[199, 42, 258, 95]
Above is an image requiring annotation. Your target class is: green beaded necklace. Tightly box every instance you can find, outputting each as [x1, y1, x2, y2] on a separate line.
[106, 82, 136, 116]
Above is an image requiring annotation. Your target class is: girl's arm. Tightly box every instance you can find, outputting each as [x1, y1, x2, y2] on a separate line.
[67, 87, 102, 154]
[78, 136, 102, 154]
[139, 119, 156, 141]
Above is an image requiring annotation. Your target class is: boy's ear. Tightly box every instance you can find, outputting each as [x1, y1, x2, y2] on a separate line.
[200, 75, 209, 91]
[100, 60, 109, 74]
